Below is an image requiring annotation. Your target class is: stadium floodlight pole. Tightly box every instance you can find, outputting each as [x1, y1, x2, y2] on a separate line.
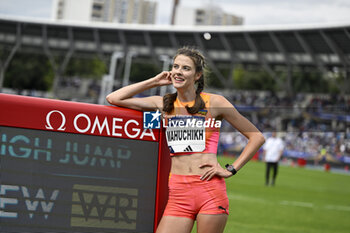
[98, 74, 111, 105]
[98, 51, 124, 105]
[122, 51, 137, 87]
[171, 0, 180, 25]
[159, 55, 172, 96]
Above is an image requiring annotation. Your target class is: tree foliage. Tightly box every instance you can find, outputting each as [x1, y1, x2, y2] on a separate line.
[292, 70, 330, 93]
[129, 61, 160, 83]
[2, 52, 342, 95]
[4, 53, 53, 91]
[3, 53, 107, 91]
[231, 65, 340, 94]
[64, 57, 107, 79]
[233, 65, 276, 91]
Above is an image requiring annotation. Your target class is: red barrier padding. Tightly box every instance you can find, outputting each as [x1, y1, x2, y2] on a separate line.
[0, 93, 170, 232]
[0, 93, 159, 141]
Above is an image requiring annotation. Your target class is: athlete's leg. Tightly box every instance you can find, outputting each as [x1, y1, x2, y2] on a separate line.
[156, 216, 194, 233]
[271, 162, 278, 186]
[196, 214, 228, 233]
[265, 162, 271, 185]
[160, 174, 197, 233]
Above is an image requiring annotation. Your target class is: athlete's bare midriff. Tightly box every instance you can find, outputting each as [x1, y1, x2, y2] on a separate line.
[170, 153, 218, 175]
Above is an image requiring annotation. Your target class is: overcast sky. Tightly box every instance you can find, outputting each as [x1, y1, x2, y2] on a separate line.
[0, 0, 350, 26]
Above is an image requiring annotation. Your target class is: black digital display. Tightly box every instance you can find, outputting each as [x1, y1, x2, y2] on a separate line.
[0, 126, 159, 233]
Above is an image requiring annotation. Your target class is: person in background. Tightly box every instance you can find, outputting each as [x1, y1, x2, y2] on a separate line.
[263, 132, 284, 186]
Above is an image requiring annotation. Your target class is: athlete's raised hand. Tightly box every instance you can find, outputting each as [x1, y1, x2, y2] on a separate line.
[106, 71, 171, 111]
[153, 71, 172, 86]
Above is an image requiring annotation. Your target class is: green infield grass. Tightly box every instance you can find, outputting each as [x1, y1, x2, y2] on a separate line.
[191, 156, 350, 233]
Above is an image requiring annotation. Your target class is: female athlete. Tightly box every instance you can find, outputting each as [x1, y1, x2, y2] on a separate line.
[106, 47, 265, 233]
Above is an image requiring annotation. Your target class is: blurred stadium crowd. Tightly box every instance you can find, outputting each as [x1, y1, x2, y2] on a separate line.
[3, 79, 350, 167]
[217, 90, 350, 167]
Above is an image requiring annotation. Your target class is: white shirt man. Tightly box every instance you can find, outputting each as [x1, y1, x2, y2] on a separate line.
[263, 132, 284, 186]
[263, 135, 284, 162]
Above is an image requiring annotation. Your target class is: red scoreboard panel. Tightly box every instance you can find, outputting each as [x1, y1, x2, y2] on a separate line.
[0, 93, 170, 233]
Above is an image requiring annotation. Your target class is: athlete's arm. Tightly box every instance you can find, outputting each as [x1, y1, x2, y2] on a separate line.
[211, 94, 265, 171]
[106, 71, 172, 111]
[199, 94, 265, 181]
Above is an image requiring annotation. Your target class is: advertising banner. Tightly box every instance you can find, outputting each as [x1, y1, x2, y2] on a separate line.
[0, 94, 170, 233]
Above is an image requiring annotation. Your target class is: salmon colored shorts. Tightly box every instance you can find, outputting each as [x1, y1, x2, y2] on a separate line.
[163, 174, 229, 220]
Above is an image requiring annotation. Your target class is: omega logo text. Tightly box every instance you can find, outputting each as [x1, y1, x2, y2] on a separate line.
[45, 110, 155, 140]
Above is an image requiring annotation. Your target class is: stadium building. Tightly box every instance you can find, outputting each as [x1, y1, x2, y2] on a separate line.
[53, 0, 157, 24]
[174, 4, 244, 26]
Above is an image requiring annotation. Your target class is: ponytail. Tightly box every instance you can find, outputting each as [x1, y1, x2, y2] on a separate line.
[185, 76, 205, 114]
[163, 92, 177, 113]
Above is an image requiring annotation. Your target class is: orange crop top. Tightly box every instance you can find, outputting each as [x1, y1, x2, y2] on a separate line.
[164, 92, 221, 156]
